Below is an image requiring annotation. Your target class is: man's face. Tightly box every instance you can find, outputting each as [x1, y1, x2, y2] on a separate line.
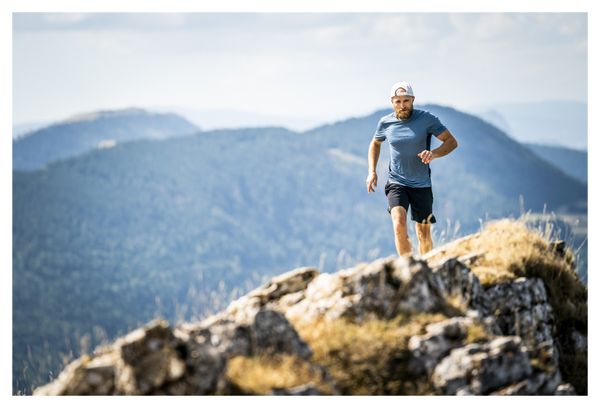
[391, 95, 415, 120]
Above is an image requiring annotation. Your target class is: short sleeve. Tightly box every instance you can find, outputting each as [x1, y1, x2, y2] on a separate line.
[426, 113, 447, 136]
[373, 118, 387, 141]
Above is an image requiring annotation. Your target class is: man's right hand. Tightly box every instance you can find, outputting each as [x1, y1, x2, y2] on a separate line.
[366, 172, 378, 193]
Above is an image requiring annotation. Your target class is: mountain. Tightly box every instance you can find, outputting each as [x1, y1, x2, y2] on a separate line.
[12, 108, 199, 170]
[32, 220, 588, 395]
[157, 106, 334, 133]
[13, 104, 587, 394]
[476, 109, 513, 135]
[474, 101, 587, 150]
[12, 120, 49, 140]
[524, 143, 587, 184]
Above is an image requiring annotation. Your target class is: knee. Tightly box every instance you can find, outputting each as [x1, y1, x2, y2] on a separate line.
[393, 218, 408, 235]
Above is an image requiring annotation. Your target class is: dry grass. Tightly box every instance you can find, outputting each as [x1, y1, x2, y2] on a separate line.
[427, 218, 587, 394]
[222, 312, 448, 395]
[466, 323, 491, 344]
[428, 219, 573, 285]
[291, 313, 447, 395]
[224, 354, 335, 395]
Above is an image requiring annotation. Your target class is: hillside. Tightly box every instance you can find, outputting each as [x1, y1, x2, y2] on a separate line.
[13, 105, 587, 394]
[33, 219, 588, 395]
[524, 143, 587, 184]
[12, 108, 199, 170]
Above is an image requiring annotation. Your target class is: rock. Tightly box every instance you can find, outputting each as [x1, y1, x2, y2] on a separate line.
[248, 267, 320, 304]
[481, 278, 556, 351]
[285, 256, 458, 324]
[251, 309, 312, 359]
[114, 320, 186, 394]
[555, 383, 577, 395]
[114, 320, 187, 394]
[181, 308, 312, 360]
[271, 383, 321, 395]
[35, 320, 189, 395]
[430, 257, 486, 311]
[34, 353, 118, 395]
[432, 336, 533, 395]
[283, 271, 350, 322]
[172, 339, 225, 395]
[408, 317, 475, 375]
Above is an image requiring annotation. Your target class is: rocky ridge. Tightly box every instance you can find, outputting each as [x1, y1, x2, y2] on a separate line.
[34, 231, 586, 395]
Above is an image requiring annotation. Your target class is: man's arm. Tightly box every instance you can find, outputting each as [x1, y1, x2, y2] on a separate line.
[418, 129, 458, 164]
[366, 139, 382, 192]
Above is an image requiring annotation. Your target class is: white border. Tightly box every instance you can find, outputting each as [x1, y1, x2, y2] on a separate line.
[2, 0, 597, 405]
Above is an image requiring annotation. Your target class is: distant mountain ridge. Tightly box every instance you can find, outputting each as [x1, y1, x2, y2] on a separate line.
[474, 101, 587, 150]
[12, 108, 199, 170]
[12, 120, 49, 140]
[524, 143, 587, 184]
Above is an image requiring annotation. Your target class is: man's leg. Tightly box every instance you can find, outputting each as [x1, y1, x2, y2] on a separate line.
[390, 206, 412, 256]
[415, 222, 433, 255]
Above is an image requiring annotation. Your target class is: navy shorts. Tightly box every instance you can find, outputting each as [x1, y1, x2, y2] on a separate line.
[384, 181, 437, 224]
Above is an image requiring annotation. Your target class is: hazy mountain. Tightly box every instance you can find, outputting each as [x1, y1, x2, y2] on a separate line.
[474, 101, 587, 150]
[525, 143, 587, 184]
[12, 108, 200, 171]
[476, 110, 512, 135]
[13, 104, 587, 394]
[12, 121, 49, 140]
[158, 106, 336, 133]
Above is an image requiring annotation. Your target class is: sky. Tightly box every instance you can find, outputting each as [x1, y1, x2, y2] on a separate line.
[12, 12, 587, 129]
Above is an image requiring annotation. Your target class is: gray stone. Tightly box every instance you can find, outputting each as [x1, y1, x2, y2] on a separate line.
[481, 278, 556, 352]
[114, 320, 186, 394]
[430, 257, 486, 311]
[285, 256, 457, 324]
[246, 267, 320, 305]
[432, 336, 533, 395]
[408, 317, 475, 375]
[271, 383, 322, 395]
[33, 352, 118, 395]
[555, 383, 577, 395]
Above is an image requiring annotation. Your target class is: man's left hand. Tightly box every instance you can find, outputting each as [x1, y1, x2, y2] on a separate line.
[417, 150, 435, 164]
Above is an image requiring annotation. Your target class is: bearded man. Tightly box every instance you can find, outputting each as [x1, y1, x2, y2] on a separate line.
[366, 81, 458, 256]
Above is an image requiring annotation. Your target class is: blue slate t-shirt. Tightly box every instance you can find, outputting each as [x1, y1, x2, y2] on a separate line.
[373, 109, 447, 188]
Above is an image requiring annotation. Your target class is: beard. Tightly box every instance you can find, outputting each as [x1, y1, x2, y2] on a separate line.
[396, 107, 413, 120]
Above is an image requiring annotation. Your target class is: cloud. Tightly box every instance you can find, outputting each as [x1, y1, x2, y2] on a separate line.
[12, 12, 587, 123]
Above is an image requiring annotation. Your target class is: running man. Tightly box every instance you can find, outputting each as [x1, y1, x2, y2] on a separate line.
[366, 81, 458, 256]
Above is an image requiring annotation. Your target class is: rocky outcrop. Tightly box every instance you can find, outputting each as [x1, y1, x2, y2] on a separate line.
[34, 235, 585, 395]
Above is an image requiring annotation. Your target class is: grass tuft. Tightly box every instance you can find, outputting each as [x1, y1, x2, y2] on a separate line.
[224, 354, 335, 395]
[290, 313, 447, 395]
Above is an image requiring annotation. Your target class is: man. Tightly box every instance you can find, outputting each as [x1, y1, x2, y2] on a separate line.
[366, 81, 458, 256]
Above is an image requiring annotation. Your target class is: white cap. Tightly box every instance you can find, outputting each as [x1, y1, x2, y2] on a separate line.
[390, 81, 414, 98]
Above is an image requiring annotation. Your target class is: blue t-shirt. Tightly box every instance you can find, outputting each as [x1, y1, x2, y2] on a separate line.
[373, 109, 447, 188]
